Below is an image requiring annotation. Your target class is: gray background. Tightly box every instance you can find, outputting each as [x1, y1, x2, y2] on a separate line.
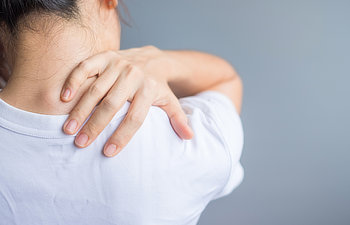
[120, 0, 350, 224]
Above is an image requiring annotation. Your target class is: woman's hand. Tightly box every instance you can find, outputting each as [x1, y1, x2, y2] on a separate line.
[61, 46, 193, 157]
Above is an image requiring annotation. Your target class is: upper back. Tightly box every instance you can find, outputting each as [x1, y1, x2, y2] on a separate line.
[0, 91, 244, 225]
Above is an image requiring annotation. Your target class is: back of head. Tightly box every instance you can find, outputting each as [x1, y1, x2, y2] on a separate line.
[0, 0, 78, 77]
[0, 0, 78, 33]
[0, 0, 122, 76]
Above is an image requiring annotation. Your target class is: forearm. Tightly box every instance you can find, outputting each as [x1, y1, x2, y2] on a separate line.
[164, 50, 234, 96]
[164, 50, 242, 113]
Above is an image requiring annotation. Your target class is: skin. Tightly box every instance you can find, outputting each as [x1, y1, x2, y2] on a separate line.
[0, 0, 242, 157]
[0, 44, 11, 88]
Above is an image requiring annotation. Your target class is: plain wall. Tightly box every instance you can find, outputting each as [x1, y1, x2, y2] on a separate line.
[120, 1, 350, 224]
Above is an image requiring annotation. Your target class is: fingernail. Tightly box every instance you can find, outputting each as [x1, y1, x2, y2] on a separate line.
[65, 119, 78, 133]
[62, 88, 71, 100]
[75, 133, 89, 147]
[104, 144, 118, 157]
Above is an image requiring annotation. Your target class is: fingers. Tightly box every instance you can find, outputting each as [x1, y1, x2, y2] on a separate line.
[61, 49, 193, 156]
[73, 68, 132, 148]
[158, 92, 194, 140]
[63, 62, 127, 137]
[60, 51, 118, 102]
[103, 89, 154, 157]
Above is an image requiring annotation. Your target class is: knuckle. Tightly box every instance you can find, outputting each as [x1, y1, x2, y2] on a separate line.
[138, 88, 148, 99]
[110, 55, 122, 65]
[101, 97, 116, 110]
[113, 59, 129, 71]
[105, 50, 118, 57]
[119, 59, 130, 67]
[109, 60, 120, 70]
[84, 122, 99, 137]
[89, 83, 104, 96]
[139, 83, 154, 99]
[78, 61, 90, 73]
[67, 76, 80, 88]
[128, 66, 144, 80]
[128, 113, 143, 127]
[139, 79, 160, 99]
[145, 78, 158, 89]
[144, 45, 155, 50]
[125, 62, 134, 70]
[71, 107, 85, 121]
[130, 65, 140, 73]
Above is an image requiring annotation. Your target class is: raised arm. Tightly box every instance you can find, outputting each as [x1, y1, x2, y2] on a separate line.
[165, 50, 242, 112]
[61, 46, 243, 157]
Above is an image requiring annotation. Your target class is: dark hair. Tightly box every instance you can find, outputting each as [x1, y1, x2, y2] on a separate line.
[0, 0, 130, 33]
[0, 0, 129, 80]
[0, 0, 80, 32]
[0, 1, 80, 80]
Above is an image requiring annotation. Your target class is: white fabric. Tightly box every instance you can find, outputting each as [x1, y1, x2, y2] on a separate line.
[0, 91, 244, 225]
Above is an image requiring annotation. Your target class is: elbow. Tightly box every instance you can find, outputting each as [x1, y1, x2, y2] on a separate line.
[227, 65, 243, 114]
[232, 74, 243, 114]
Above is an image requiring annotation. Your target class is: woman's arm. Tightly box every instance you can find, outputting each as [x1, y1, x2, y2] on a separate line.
[164, 50, 242, 112]
[110, 47, 242, 110]
[61, 46, 243, 157]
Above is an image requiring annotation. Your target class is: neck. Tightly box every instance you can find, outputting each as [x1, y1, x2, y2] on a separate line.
[0, 25, 100, 115]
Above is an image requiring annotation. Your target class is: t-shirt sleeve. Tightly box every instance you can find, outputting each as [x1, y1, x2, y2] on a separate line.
[179, 91, 244, 200]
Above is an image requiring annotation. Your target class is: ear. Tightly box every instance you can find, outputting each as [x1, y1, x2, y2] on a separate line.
[106, 0, 118, 9]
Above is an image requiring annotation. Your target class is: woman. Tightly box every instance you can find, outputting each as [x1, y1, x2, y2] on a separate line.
[0, 0, 244, 224]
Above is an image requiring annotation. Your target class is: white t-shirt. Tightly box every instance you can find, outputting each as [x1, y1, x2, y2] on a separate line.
[0, 91, 243, 225]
